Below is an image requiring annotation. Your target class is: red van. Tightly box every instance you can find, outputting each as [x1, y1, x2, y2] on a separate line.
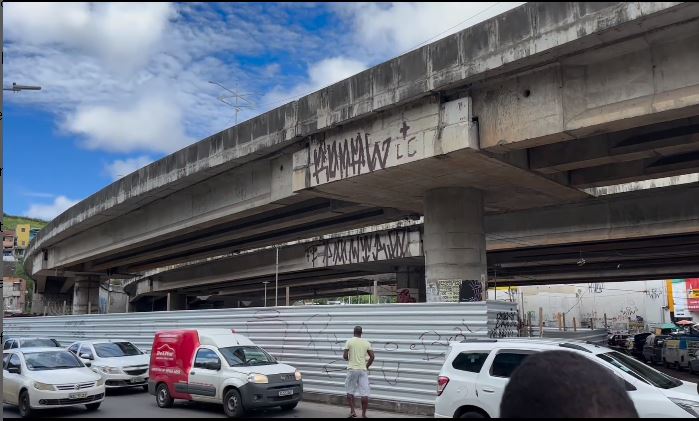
[148, 329, 302, 417]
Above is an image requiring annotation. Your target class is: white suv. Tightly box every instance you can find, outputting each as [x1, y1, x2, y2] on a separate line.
[435, 338, 699, 418]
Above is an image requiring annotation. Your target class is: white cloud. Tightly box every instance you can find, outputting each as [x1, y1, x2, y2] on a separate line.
[4, 2, 174, 72]
[65, 94, 191, 154]
[25, 196, 79, 221]
[262, 57, 368, 111]
[104, 156, 154, 181]
[345, 2, 525, 58]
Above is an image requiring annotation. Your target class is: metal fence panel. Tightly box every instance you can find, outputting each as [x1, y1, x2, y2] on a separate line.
[4, 301, 517, 405]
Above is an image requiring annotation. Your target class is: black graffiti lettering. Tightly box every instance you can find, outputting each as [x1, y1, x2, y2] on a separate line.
[490, 312, 517, 338]
[396, 144, 403, 160]
[407, 136, 417, 157]
[365, 134, 392, 172]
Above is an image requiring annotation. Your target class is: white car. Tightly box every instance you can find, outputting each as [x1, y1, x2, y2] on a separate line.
[434, 338, 699, 418]
[3, 338, 62, 350]
[3, 347, 105, 417]
[68, 339, 150, 390]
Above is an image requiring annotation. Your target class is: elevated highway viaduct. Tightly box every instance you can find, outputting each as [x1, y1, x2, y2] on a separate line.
[25, 2, 699, 312]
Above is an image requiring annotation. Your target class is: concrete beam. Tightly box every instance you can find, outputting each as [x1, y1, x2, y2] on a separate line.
[570, 151, 699, 188]
[529, 119, 699, 174]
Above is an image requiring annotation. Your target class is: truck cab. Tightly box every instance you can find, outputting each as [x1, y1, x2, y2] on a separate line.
[148, 329, 302, 417]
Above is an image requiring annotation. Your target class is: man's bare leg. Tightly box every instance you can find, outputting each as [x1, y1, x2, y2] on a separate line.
[347, 394, 356, 417]
[361, 396, 368, 418]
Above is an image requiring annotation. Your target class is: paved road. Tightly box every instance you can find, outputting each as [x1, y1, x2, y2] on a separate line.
[654, 363, 699, 384]
[3, 388, 410, 418]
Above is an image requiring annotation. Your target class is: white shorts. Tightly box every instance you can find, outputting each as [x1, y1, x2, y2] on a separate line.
[346, 369, 370, 397]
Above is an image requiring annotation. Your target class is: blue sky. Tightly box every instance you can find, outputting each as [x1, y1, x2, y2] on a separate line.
[3, 2, 521, 220]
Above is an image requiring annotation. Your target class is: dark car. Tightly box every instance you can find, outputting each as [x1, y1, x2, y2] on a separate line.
[631, 332, 652, 360]
[608, 334, 631, 350]
[643, 334, 668, 364]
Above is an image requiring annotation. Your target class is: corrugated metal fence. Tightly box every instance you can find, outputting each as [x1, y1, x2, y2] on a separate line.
[4, 301, 517, 405]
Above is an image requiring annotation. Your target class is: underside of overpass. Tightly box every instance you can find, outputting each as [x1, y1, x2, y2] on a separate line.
[24, 2, 699, 313]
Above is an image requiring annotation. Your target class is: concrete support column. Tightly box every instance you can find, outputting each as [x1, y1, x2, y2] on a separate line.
[167, 293, 187, 311]
[285, 287, 290, 307]
[72, 278, 100, 315]
[424, 187, 487, 302]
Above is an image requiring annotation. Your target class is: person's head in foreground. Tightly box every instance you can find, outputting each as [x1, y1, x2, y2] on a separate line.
[500, 350, 639, 418]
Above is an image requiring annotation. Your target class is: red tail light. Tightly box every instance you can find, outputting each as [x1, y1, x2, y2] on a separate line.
[437, 376, 450, 396]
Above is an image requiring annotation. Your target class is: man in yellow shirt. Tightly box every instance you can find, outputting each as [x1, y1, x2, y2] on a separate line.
[343, 326, 375, 418]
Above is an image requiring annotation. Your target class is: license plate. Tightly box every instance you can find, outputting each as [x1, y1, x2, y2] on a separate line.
[278, 389, 293, 397]
[130, 377, 145, 383]
[69, 392, 87, 399]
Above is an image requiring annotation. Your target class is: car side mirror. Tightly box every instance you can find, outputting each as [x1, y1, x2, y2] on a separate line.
[205, 361, 221, 371]
[80, 353, 94, 360]
[84, 361, 92, 367]
[8, 366, 21, 374]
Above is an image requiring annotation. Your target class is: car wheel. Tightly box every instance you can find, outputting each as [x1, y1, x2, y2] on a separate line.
[460, 411, 486, 418]
[280, 402, 298, 411]
[18, 390, 33, 418]
[223, 388, 244, 418]
[85, 402, 101, 411]
[156, 383, 174, 408]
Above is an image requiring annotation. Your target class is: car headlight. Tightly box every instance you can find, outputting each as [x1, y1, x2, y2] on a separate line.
[670, 398, 699, 417]
[33, 382, 55, 391]
[295, 370, 302, 381]
[247, 373, 269, 384]
[96, 377, 105, 386]
[95, 366, 122, 374]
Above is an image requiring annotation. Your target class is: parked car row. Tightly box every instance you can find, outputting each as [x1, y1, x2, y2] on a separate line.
[640, 334, 699, 374]
[2, 329, 303, 418]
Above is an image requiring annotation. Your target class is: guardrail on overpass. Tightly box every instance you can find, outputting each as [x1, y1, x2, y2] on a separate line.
[5, 301, 517, 411]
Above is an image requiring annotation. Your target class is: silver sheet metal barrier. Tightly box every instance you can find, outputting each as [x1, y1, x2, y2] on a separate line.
[4, 301, 517, 405]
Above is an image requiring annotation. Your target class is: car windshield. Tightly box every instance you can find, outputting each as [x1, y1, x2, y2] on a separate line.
[219, 346, 277, 366]
[598, 351, 682, 389]
[94, 342, 143, 358]
[24, 351, 83, 371]
[20, 339, 60, 348]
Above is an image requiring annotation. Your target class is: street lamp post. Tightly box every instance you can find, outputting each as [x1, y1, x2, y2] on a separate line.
[263, 281, 270, 307]
[275, 245, 279, 307]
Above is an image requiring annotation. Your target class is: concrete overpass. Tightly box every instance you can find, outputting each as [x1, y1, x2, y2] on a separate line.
[26, 2, 699, 312]
[124, 183, 699, 309]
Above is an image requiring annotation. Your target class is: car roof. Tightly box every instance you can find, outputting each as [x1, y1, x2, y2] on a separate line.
[16, 347, 70, 353]
[450, 338, 609, 354]
[74, 339, 130, 344]
[9, 337, 56, 341]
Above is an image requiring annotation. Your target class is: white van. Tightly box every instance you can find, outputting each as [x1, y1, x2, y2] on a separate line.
[149, 328, 302, 417]
[435, 338, 699, 418]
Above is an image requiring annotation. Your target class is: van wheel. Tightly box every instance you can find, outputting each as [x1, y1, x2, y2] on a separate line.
[85, 402, 101, 411]
[223, 389, 244, 418]
[156, 383, 174, 408]
[18, 390, 33, 418]
[460, 411, 486, 418]
[280, 402, 298, 411]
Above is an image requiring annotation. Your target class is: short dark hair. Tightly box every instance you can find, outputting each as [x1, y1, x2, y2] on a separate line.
[354, 326, 362, 335]
[500, 350, 638, 418]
